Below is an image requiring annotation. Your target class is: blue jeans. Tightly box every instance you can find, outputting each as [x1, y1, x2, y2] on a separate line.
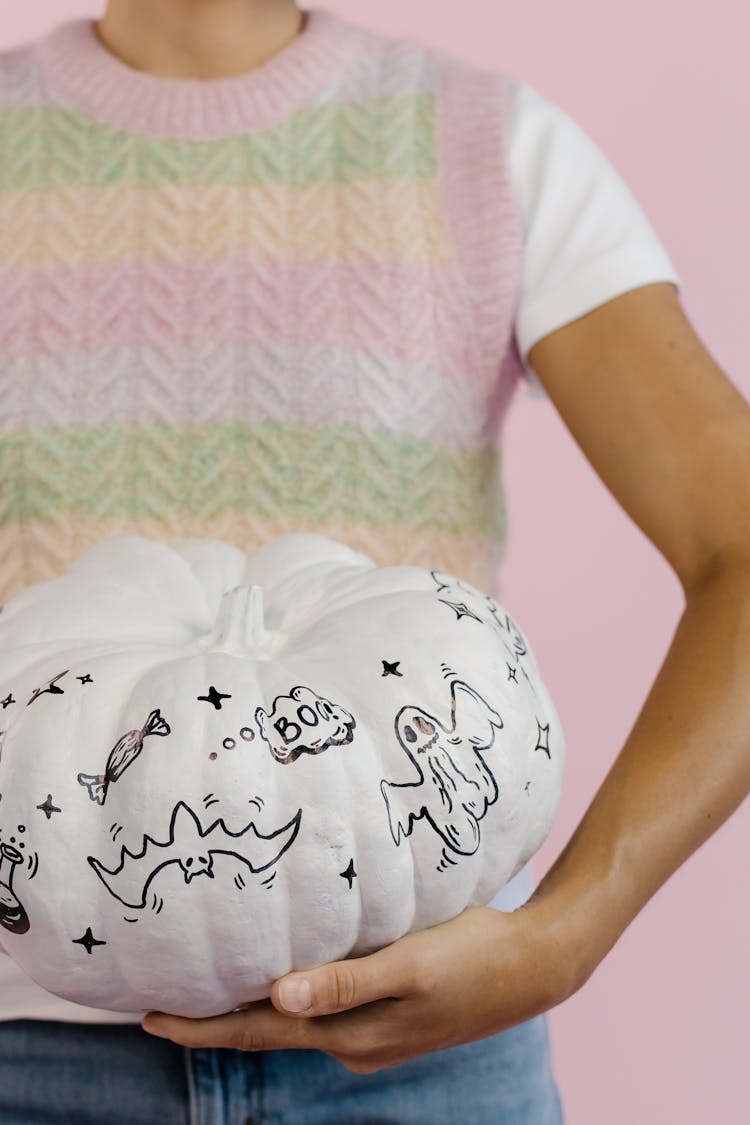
[0, 1013, 564, 1124]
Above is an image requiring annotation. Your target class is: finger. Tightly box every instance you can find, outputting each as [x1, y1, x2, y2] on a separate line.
[272, 939, 420, 1017]
[141, 1004, 317, 1052]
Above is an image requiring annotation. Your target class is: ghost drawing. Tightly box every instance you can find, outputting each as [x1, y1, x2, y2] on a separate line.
[381, 677, 504, 856]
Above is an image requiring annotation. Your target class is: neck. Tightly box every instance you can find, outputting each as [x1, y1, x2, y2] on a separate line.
[96, 0, 306, 80]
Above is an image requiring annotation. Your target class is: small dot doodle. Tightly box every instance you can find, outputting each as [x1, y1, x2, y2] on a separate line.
[221, 726, 255, 751]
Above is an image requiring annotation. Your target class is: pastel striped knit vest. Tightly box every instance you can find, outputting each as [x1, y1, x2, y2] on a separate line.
[0, 6, 526, 607]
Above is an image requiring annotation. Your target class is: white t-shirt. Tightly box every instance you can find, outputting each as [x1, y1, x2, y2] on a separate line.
[0, 77, 682, 1024]
[510, 79, 681, 398]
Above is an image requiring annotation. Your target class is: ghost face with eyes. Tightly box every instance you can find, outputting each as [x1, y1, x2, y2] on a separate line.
[400, 712, 439, 754]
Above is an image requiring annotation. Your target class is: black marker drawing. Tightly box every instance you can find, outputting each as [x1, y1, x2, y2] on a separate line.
[381, 660, 403, 677]
[340, 858, 357, 888]
[77, 674, 94, 685]
[88, 799, 302, 910]
[430, 571, 536, 692]
[438, 598, 484, 623]
[0, 841, 30, 934]
[1, 694, 14, 709]
[256, 685, 356, 765]
[380, 676, 504, 857]
[72, 926, 106, 954]
[221, 727, 255, 752]
[36, 794, 62, 820]
[77, 708, 171, 805]
[431, 571, 490, 627]
[27, 669, 68, 706]
[534, 719, 551, 759]
[437, 845, 459, 872]
[430, 571, 481, 600]
[197, 685, 231, 710]
[431, 572, 527, 650]
[498, 611, 528, 661]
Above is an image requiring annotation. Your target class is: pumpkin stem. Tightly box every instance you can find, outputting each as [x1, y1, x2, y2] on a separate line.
[205, 584, 268, 654]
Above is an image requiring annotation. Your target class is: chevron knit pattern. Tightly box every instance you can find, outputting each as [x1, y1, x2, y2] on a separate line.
[0, 6, 526, 606]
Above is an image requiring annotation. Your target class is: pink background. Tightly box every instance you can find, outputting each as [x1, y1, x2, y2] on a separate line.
[3, 3, 749, 1122]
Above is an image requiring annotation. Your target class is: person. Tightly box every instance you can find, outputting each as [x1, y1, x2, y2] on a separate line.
[0, 1, 748, 1122]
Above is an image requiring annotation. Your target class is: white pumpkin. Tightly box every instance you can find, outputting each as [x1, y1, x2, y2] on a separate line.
[0, 532, 564, 1017]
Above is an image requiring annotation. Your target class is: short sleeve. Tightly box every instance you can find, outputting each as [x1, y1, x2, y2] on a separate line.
[507, 80, 682, 400]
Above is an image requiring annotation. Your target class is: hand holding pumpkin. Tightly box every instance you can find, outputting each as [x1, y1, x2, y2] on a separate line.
[141, 901, 578, 1073]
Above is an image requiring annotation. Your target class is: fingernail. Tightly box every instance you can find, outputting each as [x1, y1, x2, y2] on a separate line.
[279, 977, 313, 1013]
[141, 1016, 167, 1038]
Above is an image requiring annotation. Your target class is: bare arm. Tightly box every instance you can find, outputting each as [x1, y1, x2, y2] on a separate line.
[523, 281, 750, 988]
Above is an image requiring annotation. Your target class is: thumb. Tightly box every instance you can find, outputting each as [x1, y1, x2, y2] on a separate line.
[271, 943, 416, 1018]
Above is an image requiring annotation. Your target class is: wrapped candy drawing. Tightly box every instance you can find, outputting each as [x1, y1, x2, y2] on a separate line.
[0, 532, 565, 1017]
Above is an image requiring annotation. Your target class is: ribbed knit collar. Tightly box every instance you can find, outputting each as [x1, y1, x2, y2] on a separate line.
[33, 6, 364, 139]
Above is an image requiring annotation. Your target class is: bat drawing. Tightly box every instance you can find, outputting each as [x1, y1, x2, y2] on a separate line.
[78, 708, 171, 805]
[88, 799, 302, 910]
[380, 676, 504, 856]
